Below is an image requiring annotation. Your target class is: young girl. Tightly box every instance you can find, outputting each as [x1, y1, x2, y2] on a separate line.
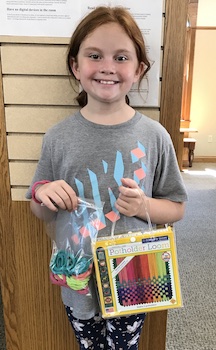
[27, 6, 187, 350]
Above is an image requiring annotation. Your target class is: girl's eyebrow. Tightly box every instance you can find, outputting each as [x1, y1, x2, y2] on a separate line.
[82, 47, 100, 52]
[82, 47, 133, 54]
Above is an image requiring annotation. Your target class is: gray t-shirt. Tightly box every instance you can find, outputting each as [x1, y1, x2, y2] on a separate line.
[26, 111, 187, 319]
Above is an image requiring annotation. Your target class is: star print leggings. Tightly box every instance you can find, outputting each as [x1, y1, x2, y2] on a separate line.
[65, 306, 146, 350]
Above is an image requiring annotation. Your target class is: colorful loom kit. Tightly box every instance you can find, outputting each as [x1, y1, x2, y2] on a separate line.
[92, 226, 182, 318]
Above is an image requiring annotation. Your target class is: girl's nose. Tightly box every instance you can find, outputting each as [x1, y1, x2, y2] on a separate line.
[99, 68, 114, 74]
[99, 60, 116, 74]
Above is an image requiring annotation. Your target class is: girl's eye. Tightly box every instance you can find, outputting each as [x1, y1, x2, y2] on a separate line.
[89, 54, 101, 60]
[116, 55, 128, 62]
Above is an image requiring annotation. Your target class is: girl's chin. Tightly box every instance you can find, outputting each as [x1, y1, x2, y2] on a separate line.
[94, 96, 124, 105]
[90, 92, 125, 104]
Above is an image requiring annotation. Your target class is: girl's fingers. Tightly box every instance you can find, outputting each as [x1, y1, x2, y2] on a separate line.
[120, 177, 139, 189]
[36, 180, 78, 212]
[61, 183, 78, 210]
[41, 199, 59, 212]
[116, 189, 145, 217]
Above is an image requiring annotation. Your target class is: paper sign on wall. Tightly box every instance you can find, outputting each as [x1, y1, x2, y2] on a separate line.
[0, 0, 164, 107]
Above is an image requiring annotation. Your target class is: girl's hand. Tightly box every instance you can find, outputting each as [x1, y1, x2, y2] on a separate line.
[115, 178, 145, 217]
[34, 180, 78, 212]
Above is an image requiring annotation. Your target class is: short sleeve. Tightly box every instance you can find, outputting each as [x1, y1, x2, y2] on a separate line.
[26, 134, 54, 199]
[153, 134, 188, 202]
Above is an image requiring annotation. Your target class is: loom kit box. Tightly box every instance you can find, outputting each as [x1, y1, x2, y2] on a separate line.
[92, 226, 182, 318]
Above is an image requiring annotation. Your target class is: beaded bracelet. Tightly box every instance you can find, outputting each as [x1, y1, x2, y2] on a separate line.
[31, 180, 51, 204]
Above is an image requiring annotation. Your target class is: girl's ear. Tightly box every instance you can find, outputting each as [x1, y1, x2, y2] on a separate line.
[133, 62, 145, 83]
[70, 58, 80, 80]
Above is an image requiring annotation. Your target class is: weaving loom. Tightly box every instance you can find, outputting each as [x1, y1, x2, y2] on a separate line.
[92, 226, 182, 318]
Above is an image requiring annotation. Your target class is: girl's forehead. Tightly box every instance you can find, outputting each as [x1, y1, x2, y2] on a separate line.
[80, 23, 135, 50]
[89, 22, 122, 32]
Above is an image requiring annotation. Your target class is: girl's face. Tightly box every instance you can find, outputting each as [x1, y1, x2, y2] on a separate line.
[71, 23, 144, 107]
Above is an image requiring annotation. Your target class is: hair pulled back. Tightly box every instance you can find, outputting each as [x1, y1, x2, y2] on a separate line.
[67, 6, 151, 107]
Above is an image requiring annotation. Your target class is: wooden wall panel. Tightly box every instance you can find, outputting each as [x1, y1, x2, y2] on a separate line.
[139, 108, 160, 121]
[5, 106, 77, 133]
[5, 106, 159, 133]
[140, 310, 167, 350]
[12, 202, 78, 350]
[11, 188, 29, 201]
[1, 44, 68, 75]
[0, 60, 20, 350]
[9, 162, 37, 186]
[160, 0, 188, 155]
[3, 76, 78, 105]
[0, 36, 69, 44]
[7, 135, 43, 160]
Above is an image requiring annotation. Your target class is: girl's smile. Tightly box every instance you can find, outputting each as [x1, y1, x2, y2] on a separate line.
[94, 79, 119, 85]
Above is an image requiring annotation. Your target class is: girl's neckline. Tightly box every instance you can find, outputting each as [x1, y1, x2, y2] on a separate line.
[76, 110, 141, 129]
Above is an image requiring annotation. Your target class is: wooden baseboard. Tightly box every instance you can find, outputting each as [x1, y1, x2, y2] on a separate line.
[194, 156, 216, 163]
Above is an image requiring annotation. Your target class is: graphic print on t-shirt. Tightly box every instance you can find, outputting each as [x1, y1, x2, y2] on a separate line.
[74, 141, 147, 231]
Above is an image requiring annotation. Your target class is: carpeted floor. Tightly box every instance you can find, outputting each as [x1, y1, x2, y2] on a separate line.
[166, 163, 216, 350]
[0, 163, 216, 350]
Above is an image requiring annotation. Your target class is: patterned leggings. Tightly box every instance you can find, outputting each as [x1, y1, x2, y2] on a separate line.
[65, 306, 146, 350]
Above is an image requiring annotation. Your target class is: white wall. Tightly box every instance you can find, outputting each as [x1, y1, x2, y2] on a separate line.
[197, 0, 216, 27]
[190, 0, 216, 157]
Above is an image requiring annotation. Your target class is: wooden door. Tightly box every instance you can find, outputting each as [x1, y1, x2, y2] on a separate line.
[0, 1, 188, 349]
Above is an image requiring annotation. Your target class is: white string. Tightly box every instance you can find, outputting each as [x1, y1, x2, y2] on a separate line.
[143, 195, 153, 232]
[111, 211, 119, 237]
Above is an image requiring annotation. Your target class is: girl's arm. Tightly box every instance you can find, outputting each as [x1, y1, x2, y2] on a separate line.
[137, 197, 184, 224]
[115, 178, 185, 225]
[30, 199, 57, 221]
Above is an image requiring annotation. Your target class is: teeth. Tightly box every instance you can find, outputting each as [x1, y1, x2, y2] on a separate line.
[99, 80, 115, 85]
